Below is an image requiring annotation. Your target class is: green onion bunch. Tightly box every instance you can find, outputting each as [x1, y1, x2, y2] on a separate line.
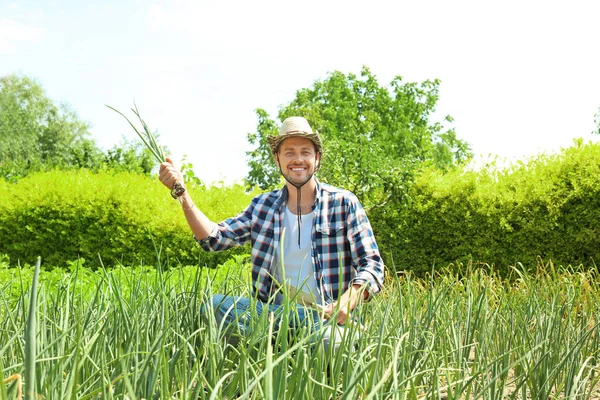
[106, 103, 186, 198]
[106, 103, 165, 163]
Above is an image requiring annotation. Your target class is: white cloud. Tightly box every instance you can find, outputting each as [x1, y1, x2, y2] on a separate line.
[0, 18, 45, 54]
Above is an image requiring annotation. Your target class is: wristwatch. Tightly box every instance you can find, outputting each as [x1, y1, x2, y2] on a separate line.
[170, 181, 186, 199]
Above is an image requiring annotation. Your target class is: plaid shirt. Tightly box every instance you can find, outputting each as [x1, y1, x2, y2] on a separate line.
[197, 179, 385, 304]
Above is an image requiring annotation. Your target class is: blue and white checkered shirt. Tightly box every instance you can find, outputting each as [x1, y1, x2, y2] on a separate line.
[196, 179, 385, 304]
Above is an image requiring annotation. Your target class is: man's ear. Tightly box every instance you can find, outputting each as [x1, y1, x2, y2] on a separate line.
[315, 152, 321, 170]
[274, 152, 280, 167]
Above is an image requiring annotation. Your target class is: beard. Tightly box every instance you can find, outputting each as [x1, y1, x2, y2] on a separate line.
[284, 163, 314, 186]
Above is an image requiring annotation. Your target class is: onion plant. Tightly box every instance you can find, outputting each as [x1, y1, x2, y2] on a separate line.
[106, 103, 186, 198]
[1, 258, 599, 399]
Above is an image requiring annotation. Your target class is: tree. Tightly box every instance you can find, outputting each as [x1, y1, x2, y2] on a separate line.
[594, 106, 600, 135]
[246, 67, 472, 266]
[1, 74, 184, 182]
[103, 136, 158, 175]
[246, 67, 472, 200]
[246, 109, 281, 189]
[0, 74, 103, 180]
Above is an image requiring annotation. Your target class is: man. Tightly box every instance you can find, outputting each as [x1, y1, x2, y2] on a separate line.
[159, 116, 384, 341]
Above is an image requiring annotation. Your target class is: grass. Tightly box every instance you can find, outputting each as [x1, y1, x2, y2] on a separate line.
[1, 257, 599, 399]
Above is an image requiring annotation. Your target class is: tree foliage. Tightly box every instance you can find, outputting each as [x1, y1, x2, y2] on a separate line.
[0, 74, 103, 180]
[246, 109, 281, 189]
[0, 74, 171, 180]
[247, 67, 471, 197]
[594, 106, 600, 135]
[103, 136, 158, 175]
[246, 67, 472, 264]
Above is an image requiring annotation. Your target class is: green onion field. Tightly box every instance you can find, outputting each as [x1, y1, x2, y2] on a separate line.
[1, 255, 599, 399]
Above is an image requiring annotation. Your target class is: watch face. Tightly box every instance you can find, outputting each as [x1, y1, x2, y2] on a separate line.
[171, 181, 186, 198]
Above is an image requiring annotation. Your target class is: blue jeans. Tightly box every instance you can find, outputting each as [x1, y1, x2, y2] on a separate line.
[205, 294, 321, 339]
[203, 295, 360, 351]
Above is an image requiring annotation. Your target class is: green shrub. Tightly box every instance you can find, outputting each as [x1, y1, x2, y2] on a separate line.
[393, 140, 600, 276]
[2, 140, 599, 277]
[0, 169, 256, 268]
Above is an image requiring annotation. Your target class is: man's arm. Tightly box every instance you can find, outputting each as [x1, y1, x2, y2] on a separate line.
[346, 198, 385, 298]
[321, 195, 385, 325]
[159, 158, 216, 240]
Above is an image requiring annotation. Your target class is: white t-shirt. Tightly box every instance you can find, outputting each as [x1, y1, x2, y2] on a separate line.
[274, 206, 321, 305]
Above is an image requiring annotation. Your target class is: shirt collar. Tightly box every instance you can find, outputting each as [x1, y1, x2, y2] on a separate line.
[273, 177, 322, 211]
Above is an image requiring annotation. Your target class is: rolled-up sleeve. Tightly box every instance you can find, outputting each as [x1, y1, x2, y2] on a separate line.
[346, 200, 385, 298]
[196, 204, 254, 252]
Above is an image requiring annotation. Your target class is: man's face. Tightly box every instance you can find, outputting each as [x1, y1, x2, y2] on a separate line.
[275, 137, 321, 185]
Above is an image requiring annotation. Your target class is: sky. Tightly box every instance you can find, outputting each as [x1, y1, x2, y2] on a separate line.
[1, 0, 599, 185]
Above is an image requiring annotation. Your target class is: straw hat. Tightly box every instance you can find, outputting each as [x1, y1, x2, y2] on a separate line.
[268, 117, 322, 154]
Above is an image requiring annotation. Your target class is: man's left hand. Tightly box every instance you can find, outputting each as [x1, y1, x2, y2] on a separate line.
[321, 284, 367, 325]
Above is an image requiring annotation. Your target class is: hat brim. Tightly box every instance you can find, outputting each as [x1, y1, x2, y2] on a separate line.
[268, 131, 322, 154]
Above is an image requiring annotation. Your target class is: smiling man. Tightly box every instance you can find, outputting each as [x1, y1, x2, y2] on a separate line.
[159, 116, 385, 344]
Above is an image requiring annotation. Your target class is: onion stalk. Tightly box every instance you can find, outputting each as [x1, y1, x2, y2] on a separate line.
[106, 102, 186, 198]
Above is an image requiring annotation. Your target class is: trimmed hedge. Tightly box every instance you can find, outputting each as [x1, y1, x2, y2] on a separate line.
[0, 169, 256, 268]
[1, 140, 599, 276]
[393, 139, 600, 276]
